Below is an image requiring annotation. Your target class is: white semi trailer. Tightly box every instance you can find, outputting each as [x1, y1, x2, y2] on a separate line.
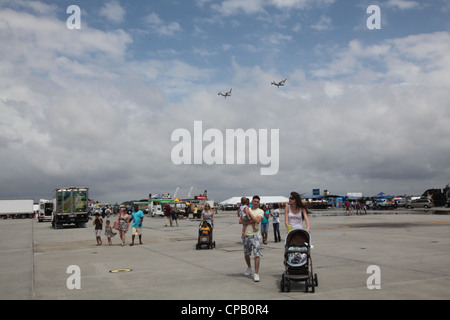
[0, 199, 34, 219]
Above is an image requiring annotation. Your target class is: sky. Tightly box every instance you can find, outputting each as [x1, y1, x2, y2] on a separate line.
[1, 0, 450, 204]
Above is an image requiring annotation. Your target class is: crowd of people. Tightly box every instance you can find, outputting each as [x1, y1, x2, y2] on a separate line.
[91, 191, 311, 284]
[93, 204, 144, 247]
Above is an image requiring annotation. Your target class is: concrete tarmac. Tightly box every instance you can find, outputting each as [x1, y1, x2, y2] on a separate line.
[1, 210, 449, 300]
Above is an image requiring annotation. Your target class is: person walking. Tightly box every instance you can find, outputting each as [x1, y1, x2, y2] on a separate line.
[239, 195, 264, 282]
[171, 206, 179, 227]
[193, 205, 198, 219]
[164, 204, 172, 227]
[93, 213, 103, 245]
[271, 203, 281, 242]
[117, 209, 130, 246]
[130, 204, 144, 246]
[261, 204, 270, 245]
[285, 192, 310, 232]
[201, 203, 215, 228]
[104, 220, 116, 245]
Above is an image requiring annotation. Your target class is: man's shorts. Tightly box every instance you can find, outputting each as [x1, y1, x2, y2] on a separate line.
[132, 227, 142, 236]
[242, 234, 262, 257]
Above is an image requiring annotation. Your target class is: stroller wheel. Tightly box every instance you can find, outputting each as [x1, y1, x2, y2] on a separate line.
[286, 279, 291, 292]
[280, 274, 285, 292]
[196, 243, 199, 250]
[305, 274, 315, 293]
[309, 275, 315, 293]
[314, 273, 318, 287]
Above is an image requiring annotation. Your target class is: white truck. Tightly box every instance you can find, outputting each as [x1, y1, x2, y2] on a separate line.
[0, 199, 34, 219]
[38, 199, 53, 222]
[52, 187, 89, 228]
[149, 201, 164, 217]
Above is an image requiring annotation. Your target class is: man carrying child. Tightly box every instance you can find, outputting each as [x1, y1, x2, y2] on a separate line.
[239, 195, 264, 282]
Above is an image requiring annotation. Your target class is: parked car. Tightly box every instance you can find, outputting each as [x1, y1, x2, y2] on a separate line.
[369, 199, 396, 210]
[406, 198, 434, 209]
[394, 198, 406, 207]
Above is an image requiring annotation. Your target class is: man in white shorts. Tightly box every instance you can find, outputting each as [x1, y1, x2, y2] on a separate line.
[130, 204, 144, 246]
[239, 195, 264, 282]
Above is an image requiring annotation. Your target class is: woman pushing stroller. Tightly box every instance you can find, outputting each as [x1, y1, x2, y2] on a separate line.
[285, 192, 310, 232]
[201, 203, 214, 227]
[281, 192, 317, 293]
[196, 203, 216, 249]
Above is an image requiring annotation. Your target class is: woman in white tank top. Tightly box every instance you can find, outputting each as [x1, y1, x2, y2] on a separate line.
[285, 192, 310, 232]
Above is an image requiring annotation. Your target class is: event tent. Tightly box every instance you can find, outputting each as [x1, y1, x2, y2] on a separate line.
[219, 196, 289, 205]
[374, 192, 394, 198]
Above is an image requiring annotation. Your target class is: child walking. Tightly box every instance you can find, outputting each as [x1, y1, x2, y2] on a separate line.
[93, 213, 103, 245]
[104, 220, 117, 245]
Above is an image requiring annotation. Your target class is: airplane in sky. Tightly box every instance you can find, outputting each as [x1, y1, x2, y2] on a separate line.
[218, 88, 232, 98]
[271, 79, 287, 88]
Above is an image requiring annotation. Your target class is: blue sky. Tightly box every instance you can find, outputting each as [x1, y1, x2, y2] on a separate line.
[1, 0, 450, 203]
[48, 0, 450, 90]
[67, 1, 449, 85]
[88, 1, 447, 73]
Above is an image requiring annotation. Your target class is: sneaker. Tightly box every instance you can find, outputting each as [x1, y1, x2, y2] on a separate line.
[244, 267, 252, 276]
[253, 274, 260, 282]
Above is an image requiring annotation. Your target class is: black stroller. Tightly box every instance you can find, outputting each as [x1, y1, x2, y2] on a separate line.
[196, 220, 215, 249]
[280, 229, 318, 292]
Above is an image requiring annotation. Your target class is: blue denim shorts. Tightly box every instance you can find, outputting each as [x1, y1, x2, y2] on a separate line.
[260, 222, 269, 234]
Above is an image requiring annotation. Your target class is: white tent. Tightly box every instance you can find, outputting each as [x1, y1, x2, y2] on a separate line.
[219, 196, 289, 205]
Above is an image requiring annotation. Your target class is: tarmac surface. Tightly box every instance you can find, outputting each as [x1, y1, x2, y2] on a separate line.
[1, 209, 449, 301]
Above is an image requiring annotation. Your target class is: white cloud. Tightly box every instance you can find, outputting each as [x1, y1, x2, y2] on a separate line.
[311, 15, 332, 31]
[210, 0, 335, 16]
[99, 0, 126, 23]
[385, 0, 420, 10]
[0, 0, 57, 15]
[263, 32, 292, 45]
[145, 12, 183, 37]
[0, 7, 132, 71]
[211, 0, 266, 16]
[1, 2, 449, 202]
[323, 82, 343, 98]
[311, 32, 450, 86]
[269, 0, 335, 10]
[292, 22, 302, 32]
